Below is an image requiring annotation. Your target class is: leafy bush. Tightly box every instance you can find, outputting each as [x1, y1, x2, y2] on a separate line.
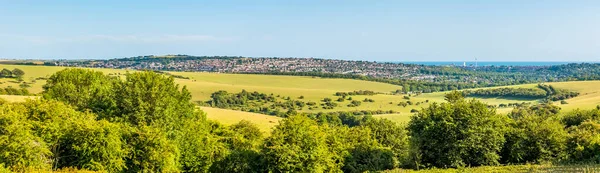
[566, 121, 600, 162]
[262, 116, 337, 172]
[409, 93, 507, 168]
[57, 120, 127, 172]
[501, 106, 568, 163]
[0, 105, 51, 171]
[342, 144, 396, 173]
[562, 109, 600, 127]
[360, 118, 409, 165]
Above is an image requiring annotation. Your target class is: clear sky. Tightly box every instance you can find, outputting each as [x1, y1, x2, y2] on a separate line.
[0, 0, 599, 61]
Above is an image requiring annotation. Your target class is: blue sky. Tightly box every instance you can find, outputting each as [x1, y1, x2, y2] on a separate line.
[0, 0, 599, 61]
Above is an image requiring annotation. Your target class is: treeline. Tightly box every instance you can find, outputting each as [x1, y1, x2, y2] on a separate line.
[205, 90, 393, 118]
[205, 90, 300, 117]
[408, 92, 600, 168]
[463, 84, 580, 102]
[335, 90, 377, 96]
[498, 102, 532, 108]
[0, 86, 30, 96]
[463, 87, 547, 99]
[537, 84, 580, 102]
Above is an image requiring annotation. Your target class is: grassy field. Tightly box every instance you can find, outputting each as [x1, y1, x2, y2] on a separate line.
[549, 81, 600, 111]
[2, 64, 600, 126]
[0, 65, 130, 93]
[373, 113, 413, 124]
[200, 106, 281, 133]
[0, 95, 37, 102]
[169, 72, 403, 105]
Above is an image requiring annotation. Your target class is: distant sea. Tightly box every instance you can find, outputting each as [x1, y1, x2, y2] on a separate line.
[394, 61, 581, 66]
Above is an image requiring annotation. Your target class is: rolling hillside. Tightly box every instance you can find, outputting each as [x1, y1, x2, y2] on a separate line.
[2, 64, 599, 125]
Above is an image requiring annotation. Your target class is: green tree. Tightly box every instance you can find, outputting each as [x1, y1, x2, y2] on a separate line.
[408, 94, 507, 168]
[126, 125, 180, 172]
[566, 121, 600, 162]
[323, 124, 376, 171]
[0, 68, 11, 77]
[501, 105, 568, 163]
[360, 117, 409, 166]
[19, 82, 31, 89]
[114, 71, 196, 130]
[16, 99, 127, 172]
[508, 104, 561, 119]
[42, 68, 119, 118]
[444, 90, 465, 103]
[56, 120, 127, 172]
[228, 120, 264, 149]
[11, 68, 25, 78]
[562, 109, 600, 127]
[210, 150, 264, 173]
[262, 115, 337, 172]
[178, 119, 228, 172]
[342, 144, 395, 173]
[43, 70, 219, 172]
[208, 120, 266, 173]
[0, 103, 51, 171]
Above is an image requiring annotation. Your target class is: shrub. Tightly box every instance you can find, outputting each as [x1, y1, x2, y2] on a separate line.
[342, 144, 396, 173]
[360, 118, 409, 165]
[408, 93, 507, 168]
[0, 106, 51, 171]
[262, 116, 337, 172]
[502, 108, 568, 163]
[566, 121, 600, 162]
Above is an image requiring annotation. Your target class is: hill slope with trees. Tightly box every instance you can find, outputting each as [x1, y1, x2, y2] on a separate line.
[2, 69, 600, 172]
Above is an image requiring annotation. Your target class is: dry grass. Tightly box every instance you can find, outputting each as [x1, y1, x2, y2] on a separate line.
[200, 106, 282, 133]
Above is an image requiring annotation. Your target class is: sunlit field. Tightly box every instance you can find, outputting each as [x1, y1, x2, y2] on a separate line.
[200, 106, 282, 133]
[3, 64, 600, 125]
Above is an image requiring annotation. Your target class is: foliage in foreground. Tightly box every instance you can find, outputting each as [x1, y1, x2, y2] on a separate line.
[409, 92, 508, 168]
[383, 164, 600, 173]
[3, 69, 600, 172]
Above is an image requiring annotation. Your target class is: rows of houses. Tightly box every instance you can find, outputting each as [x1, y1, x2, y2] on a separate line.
[52, 57, 427, 79]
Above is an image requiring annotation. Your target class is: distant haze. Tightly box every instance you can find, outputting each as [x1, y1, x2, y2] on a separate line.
[0, 0, 599, 61]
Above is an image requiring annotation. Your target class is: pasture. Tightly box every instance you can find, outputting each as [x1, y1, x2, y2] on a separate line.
[201, 106, 282, 133]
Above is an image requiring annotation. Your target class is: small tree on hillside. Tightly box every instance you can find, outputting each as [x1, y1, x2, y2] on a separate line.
[444, 90, 464, 103]
[11, 68, 24, 78]
[0, 68, 12, 77]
